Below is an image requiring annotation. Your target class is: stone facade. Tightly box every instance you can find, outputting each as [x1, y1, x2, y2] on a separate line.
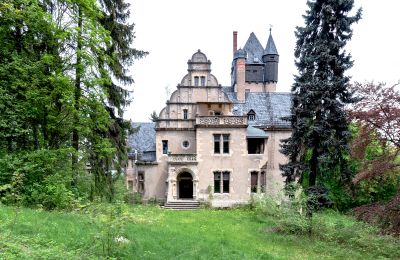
[126, 32, 292, 207]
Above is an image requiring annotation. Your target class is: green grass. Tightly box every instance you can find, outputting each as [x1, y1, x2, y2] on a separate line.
[0, 204, 399, 259]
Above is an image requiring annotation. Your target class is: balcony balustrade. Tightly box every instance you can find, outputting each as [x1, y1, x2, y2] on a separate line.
[167, 154, 197, 164]
[195, 116, 247, 127]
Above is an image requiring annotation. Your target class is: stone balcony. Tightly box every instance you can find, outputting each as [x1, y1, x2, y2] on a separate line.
[167, 154, 198, 164]
[195, 116, 247, 128]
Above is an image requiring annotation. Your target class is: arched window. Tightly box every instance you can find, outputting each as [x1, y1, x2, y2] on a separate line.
[194, 76, 199, 86]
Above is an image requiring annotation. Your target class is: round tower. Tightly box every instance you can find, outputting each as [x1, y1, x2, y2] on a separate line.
[262, 30, 279, 83]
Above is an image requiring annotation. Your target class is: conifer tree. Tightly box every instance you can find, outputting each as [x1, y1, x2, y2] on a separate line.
[281, 0, 362, 192]
[88, 0, 148, 200]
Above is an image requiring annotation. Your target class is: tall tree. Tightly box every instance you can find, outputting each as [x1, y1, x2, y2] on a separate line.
[0, 0, 146, 205]
[281, 0, 362, 192]
[87, 0, 147, 200]
[348, 82, 399, 184]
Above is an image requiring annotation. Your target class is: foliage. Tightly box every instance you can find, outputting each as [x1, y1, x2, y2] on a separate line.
[89, 202, 133, 258]
[149, 110, 159, 122]
[1, 204, 399, 259]
[280, 0, 362, 199]
[0, 0, 145, 204]
[0, 149, 77, 209]
[253, 194, 400, 258]
[348, 82, 399, 185]
[344, 82, 400, 228]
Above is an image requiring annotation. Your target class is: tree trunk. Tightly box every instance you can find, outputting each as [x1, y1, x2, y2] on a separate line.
[72, 6, 83, 187]
[309, 145, 318, 186]
[309, 109, 321, 187]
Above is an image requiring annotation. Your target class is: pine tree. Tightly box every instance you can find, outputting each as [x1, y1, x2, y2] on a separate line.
[281, 0, 362, 193]
[88, 0, 148, 200]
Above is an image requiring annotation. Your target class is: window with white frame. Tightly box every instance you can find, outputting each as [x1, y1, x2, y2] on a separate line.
[247, 109, 256, 121]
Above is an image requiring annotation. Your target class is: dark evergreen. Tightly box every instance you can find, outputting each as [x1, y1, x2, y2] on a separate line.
[280, 0, 362, 191]
[90, 0, 148, 200]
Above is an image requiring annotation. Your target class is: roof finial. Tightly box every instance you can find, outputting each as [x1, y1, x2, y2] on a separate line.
[269, 24, 273, 34]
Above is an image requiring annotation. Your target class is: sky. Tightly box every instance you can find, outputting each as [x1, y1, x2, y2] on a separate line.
[125, 0, 400, 122]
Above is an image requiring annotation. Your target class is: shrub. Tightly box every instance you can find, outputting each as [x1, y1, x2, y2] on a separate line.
[0, 149, 77, 210]
[252, 191, 310, 234]
[25, 173, 75, 210]
[253, 193, 400, 258]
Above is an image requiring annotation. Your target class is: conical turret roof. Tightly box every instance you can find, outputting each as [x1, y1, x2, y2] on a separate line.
[264, 31, 278, 56]
[243, 32, 264, 63]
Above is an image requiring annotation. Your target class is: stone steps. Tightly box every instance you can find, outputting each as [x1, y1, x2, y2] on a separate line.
[164, 200, 200, 210]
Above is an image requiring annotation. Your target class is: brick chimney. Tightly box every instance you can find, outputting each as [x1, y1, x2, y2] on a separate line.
[233, 31, 238, 56]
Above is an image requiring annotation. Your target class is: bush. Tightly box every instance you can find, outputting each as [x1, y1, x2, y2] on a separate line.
[0, 149, 77, 210]
[25, 173, 75, 210]
[252, 191, 310, 234]
[253, 193, 400, 258]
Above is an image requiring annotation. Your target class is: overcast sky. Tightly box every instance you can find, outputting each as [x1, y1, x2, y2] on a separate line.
[125, 0, 400, 122]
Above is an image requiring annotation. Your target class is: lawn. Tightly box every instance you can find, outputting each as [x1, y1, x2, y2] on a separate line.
[0, 204, 399, 259]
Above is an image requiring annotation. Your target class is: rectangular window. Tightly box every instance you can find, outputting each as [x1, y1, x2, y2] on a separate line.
[214, 134, 230, 154]
[183, 109, 188, 119]
[214, 171, 230, 193]
[200, 76, 206, 86]
[214, 171, 221, 193]
[223, 172, 230, 193]
[162, 140, 168, 154]
[247, 138, 265, 154]
[194, 76, 199, 86]
[223, 134, 230, 154]
[138, 171, 144, 194]
[251, 171, 258, 193]
[213, 134, 220, 153]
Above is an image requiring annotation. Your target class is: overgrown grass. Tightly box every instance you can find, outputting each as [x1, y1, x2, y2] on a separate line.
[0, 204, 399, 259]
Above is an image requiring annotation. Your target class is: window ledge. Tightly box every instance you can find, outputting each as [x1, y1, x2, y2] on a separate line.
[213, 153, 232, 156]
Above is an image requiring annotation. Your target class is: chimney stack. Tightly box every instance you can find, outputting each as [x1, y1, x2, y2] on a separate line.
[233, 31, 238, 56]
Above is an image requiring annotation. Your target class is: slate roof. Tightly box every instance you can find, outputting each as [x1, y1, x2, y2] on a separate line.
[223, 89, 292, 129]
[264, 33, 279, 55]
[127, 122, 156, 157]
[243, 32, 264, 64]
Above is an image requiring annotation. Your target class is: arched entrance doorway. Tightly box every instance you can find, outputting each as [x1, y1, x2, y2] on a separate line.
[177, 172, 193, 199]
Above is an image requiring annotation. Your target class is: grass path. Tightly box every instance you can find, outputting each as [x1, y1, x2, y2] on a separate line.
[0, 205, 398, 259]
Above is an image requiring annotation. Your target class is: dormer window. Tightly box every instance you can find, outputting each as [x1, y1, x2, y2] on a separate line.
[247, 109, 256, 121]
[194, 76, 199, 86]
[200, 76, 206, 86]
